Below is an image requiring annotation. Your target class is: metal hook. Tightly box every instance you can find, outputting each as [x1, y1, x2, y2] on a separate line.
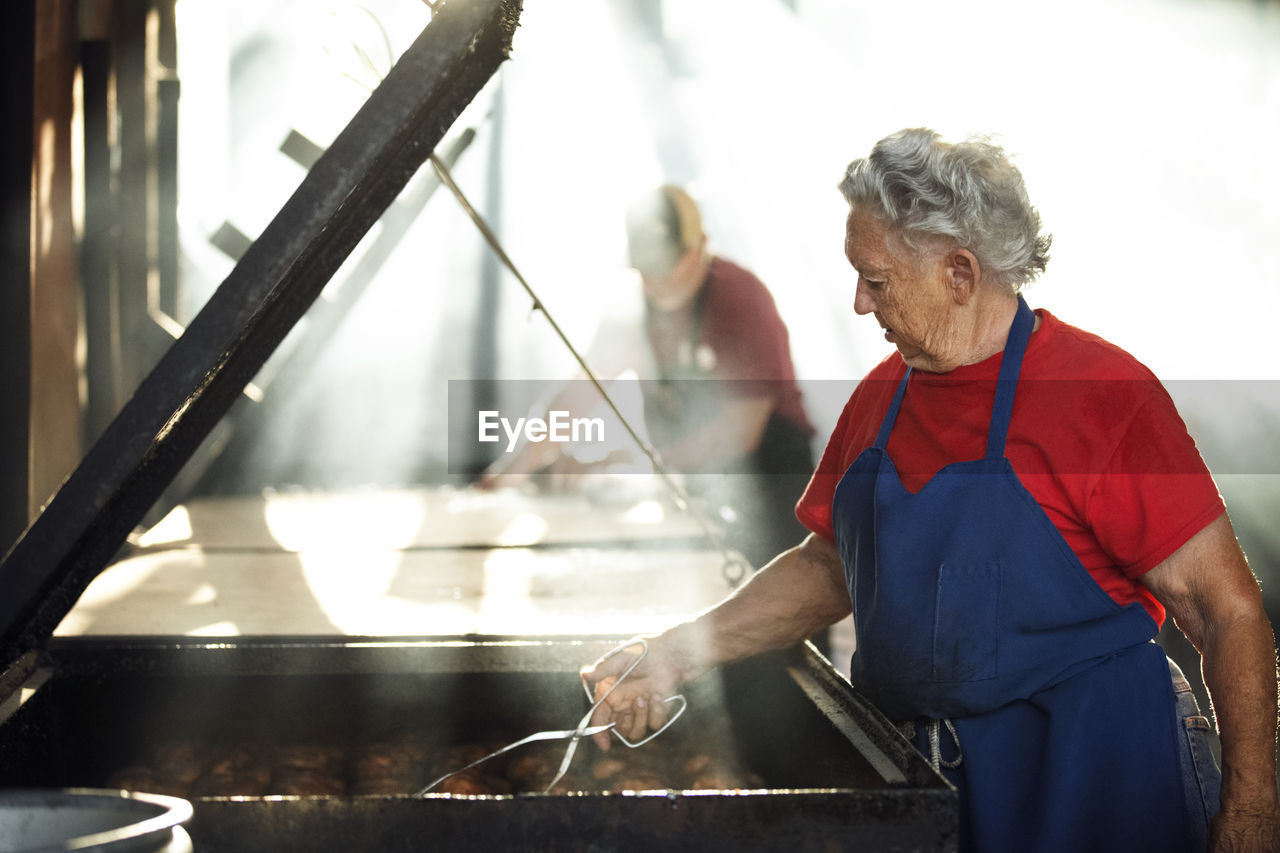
[721, 552, 750, 588]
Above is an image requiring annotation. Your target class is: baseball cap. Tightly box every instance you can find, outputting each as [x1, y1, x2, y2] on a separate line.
[625, 185, 703, 278]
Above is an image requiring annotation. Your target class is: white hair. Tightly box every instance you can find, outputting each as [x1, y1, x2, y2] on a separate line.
[839, 128, 1052, 291]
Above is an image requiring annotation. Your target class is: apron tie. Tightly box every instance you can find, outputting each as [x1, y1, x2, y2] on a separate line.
[899, 717, 964, 771]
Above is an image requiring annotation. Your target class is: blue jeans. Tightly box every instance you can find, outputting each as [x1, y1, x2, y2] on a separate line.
[1169, 656, 1222, 852]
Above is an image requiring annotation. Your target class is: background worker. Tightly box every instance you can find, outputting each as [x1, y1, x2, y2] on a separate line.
[480, 185, 816, 574]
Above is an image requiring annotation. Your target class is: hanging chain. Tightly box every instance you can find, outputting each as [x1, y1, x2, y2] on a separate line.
[428, 156, 748, 587]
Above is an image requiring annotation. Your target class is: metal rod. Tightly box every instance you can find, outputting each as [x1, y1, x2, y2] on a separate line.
[428, 156, 747, 586]
[173, 128, 479, 504]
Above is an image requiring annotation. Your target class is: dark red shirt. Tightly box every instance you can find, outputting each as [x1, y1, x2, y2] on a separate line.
[645, 256, 813, 436]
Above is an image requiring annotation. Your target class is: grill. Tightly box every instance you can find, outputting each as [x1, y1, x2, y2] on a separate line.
[0, 636, 955, 852]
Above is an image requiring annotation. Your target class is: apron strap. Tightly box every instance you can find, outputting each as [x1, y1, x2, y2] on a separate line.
[873, 367, 913, 450]
[873, 294, 1035, 457]
[984, 294, 1035, 460]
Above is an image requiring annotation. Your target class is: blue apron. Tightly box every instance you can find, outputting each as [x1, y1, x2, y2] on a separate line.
[832, 296, 1199, 852]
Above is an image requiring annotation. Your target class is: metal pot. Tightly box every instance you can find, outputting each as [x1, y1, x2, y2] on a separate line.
[0, 788, 193, 853]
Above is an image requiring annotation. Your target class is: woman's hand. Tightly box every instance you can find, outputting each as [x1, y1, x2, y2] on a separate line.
[1209, 802, 1280, 852]
[580, 635, 690, 751]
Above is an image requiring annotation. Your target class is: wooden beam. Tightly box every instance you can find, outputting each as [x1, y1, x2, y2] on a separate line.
[29, 0, 83, 518]
[0, 0, 35, 555]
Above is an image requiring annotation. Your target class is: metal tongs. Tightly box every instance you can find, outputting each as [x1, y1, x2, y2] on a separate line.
[415, 639, 687, 795]
[578, 640, 688, 748]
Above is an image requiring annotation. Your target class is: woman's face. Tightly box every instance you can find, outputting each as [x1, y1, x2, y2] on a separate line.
[844, 207, 967, 372]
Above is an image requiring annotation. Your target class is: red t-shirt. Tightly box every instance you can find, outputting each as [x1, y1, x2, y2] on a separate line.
[796, 308, 1225, 627]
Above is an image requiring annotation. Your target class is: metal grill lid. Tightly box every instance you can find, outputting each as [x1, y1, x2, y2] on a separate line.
[0, 0, 522, 667]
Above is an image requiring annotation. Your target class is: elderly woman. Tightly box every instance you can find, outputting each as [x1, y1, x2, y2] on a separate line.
[583, 128, 1280, 852]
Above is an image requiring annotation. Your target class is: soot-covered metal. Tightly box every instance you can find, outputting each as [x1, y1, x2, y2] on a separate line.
[0, 637, 956, 852]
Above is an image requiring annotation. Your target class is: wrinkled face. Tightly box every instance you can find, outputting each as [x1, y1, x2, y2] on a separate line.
[844, 207, 962, 372]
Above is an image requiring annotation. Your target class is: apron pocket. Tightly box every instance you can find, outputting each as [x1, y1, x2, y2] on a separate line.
[932, 561, 1000, 682]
